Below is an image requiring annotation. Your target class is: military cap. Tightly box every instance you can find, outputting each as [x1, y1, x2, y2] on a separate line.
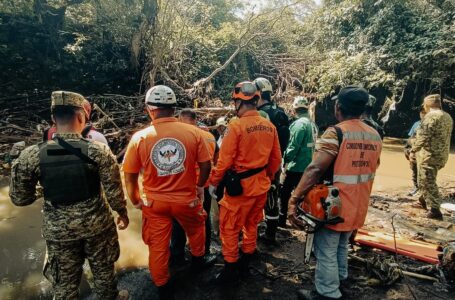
[51, 91, 90, 117]
[51, 91, 86, 108]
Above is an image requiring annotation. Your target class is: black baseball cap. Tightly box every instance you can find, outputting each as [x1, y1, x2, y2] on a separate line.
[332, 85, 369, 111]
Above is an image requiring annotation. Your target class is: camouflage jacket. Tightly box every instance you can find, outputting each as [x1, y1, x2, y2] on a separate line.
[412, 109, 453, 168]
[9, 133, 127, 241]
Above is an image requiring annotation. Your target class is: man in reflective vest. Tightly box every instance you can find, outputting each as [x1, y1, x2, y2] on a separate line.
[210, 81, 282, 284]
[288, 86, 382, 300]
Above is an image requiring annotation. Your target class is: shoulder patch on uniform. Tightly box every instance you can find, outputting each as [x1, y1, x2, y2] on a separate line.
[151, 138, 186, 176]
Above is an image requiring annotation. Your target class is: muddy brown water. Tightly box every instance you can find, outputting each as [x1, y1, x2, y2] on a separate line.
[0, 138, 454, 299]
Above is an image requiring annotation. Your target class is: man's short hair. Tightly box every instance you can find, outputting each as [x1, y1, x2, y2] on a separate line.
[179, 108, 197, 120]
[52, 106, 82, 125]
[338, 102, 365, 118]
[295, 107, 308, 114]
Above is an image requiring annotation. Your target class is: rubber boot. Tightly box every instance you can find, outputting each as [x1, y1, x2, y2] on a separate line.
[190, 254, 217, 273]
[157, 282, 174, 300]
[215, 261, 239, 286]
[259, 220, 278, 246]
[427, 208, 443, 220]
[278, 215, 287, 228]
[238, 252, 253, 278]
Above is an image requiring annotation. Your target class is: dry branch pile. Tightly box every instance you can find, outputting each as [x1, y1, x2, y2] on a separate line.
[0, 93, 234, 174]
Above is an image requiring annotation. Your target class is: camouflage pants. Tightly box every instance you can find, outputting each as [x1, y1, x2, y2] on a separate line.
[418, 164, 441, 209]
[43, 225, 120, 300]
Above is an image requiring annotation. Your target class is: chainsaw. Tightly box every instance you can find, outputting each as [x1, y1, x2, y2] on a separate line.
[297, 184, 344, 263]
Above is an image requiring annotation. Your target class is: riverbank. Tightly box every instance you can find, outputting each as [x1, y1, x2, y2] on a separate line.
[1, 141, 454, 299]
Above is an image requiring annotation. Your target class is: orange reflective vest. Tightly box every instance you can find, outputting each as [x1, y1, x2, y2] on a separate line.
[327, 120, 382, 232]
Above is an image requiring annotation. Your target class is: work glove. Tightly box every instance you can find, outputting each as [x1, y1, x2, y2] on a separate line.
[208, 185, 218, 201]
[287, 195, 306, 230]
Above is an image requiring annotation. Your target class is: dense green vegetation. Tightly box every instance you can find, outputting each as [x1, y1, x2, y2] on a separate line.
[1, 0, 454, 135]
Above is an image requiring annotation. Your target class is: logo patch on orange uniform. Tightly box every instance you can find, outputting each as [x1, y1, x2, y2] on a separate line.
[151, 138, 186, 176]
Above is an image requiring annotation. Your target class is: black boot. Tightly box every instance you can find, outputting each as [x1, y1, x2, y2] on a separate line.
[215, 261, 239, 286]
[238, 252, 253, 278]
[278, 215, 287, 228]
[157, 282, 174, 300]
[259, 222, 278, 246]
[190, 254, 217, 273]
[427, 208, 443, 220]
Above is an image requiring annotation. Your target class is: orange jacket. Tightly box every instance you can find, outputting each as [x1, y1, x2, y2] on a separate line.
[196, 128, 217, 187]
[210, 110, 282, 196]
[327, 120, 382, 232]
[123, 117, 211, 205]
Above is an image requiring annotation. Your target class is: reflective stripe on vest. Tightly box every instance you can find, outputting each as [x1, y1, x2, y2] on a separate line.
[333, 173, 375, 185]
[327, 120, 382, 232]
[342, 131, 382, 142]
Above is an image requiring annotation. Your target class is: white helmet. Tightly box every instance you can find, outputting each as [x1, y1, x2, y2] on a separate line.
[292, 96, 309, 109]
[216, 117, 227, 127]
[253, 77, 273, 93]
[145, 85, 176, 107]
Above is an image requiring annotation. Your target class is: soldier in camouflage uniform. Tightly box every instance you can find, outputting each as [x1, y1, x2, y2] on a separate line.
[410, 94, 453, 220]
[9, 91, 129, 300]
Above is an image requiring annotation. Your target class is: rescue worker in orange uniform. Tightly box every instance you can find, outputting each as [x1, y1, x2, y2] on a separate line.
[210, 81, 282, 284]
[288, 86, 382, 300]
[170, 108, 219, 266]
[123, 86, 214, 300]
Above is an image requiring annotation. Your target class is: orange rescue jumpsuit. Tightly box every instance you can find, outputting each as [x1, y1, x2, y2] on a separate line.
[210, 110, 281, 262]
[123, 117, 211, 286]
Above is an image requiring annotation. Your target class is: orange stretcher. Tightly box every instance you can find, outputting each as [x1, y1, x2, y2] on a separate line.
[354, 229, 442, 264]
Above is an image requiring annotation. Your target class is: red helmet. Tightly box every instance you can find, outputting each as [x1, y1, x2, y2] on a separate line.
[82, 99, 92, 120]
[232, 81, 260, 101]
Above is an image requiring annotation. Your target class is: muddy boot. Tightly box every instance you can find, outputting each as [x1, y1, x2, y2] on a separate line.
[411, 197, 427, 210]
[190, 254, 217, 273]
[259, 221, 278, 246]
[157, 282, 174, 300]
[169, 254, 189, 269]
[427, 208, 443, 220]
[215, 261, 239, 286]
[238, 252, 253, 278]
[297, 289, 342, 300]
